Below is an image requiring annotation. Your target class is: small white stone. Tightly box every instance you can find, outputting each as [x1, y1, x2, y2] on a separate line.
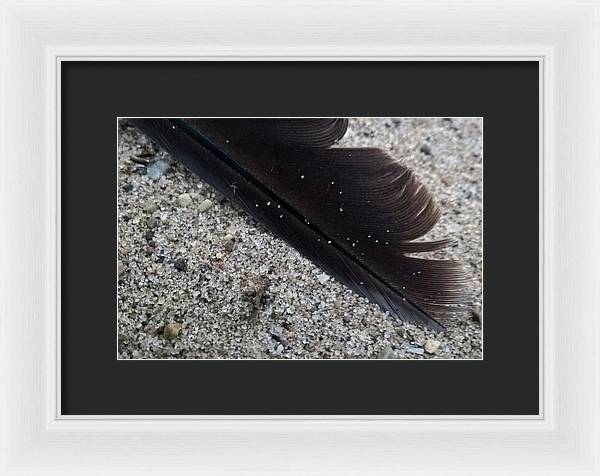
[407, 347, 425, 355]
[198, 199, 213, 212]
[147, 160, 169, 180]
[316, 273, 330, 285]
[178, 193, 192, 207]
[424, 339, 441, 354]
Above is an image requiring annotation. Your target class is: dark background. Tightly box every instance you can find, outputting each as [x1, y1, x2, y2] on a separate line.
[62, 62, 539, 415]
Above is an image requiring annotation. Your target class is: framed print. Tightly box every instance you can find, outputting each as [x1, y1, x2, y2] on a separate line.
[1, 1, 599, 475]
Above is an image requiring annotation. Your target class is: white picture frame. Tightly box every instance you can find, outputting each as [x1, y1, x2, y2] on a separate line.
[1, 1, 598, 474]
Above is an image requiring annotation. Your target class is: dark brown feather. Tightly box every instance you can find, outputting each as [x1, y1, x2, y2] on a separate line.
[131, 118, 470, 330]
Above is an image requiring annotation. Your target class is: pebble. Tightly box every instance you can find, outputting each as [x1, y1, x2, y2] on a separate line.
[178, 193, 192, 207]
[223, 235, 235, 252]
[244, 277, 270, 312]
[270, 325, 285, 341]
[377, 346, 394, 359]
[424, 339, 441, 354]
[117, 261, 126, 276]
[143, 200, 157, 213]
[163, 323, 182, 338]
[130, 155, 152, 165]
[122, 183, 133, 192]
[147, 217, 159, 229]
[316, 273, 330, 285]
[419, 144, 432, 156]
[174, 258, 187, 271]
[407, 347, 425, 355]
[198, 199, 213, 213]
[146, 160, 169, 179]
[145, 230, 154, 241]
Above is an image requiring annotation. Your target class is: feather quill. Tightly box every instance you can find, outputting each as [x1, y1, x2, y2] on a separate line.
[131, 118, 470, 331]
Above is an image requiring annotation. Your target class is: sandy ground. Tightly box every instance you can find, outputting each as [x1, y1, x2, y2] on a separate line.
[117, 117, 482, 359]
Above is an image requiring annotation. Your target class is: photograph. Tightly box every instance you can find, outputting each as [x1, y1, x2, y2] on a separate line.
[117, 117, 483, 360]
